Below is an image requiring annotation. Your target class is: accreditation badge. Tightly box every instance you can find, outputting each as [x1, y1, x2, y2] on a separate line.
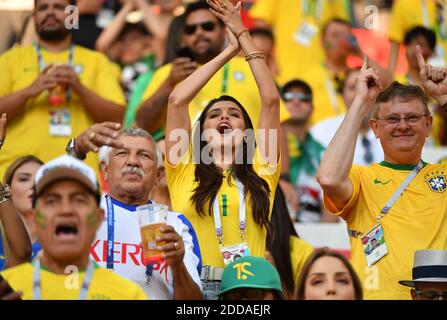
[49, 108, 71, 136]
[361, 224, 388, 267]
[220, 243, 250, 266]
[293, 22, 318, 47]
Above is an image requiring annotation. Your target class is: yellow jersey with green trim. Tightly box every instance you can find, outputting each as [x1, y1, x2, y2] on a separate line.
[0, 262, 148, 300]
[139, 56, 290, 132]
[324, 162, 447, 300]
[249, 0, 348, 85]
[166, 147, 280, 268]
[0, 45, 125, 179]
[290, 236, 314, 284]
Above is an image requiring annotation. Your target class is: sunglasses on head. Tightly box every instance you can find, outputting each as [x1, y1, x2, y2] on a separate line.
[184, 21, 216, 35]
[282, 92, 312, 102]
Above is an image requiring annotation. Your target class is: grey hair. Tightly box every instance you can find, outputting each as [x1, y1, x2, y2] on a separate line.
[99, 127, 163, 168]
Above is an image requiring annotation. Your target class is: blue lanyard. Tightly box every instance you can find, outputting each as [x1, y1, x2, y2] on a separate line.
[0, 229, 5, 271]
[106, 195, 115, 269]
[105, 195, 154, 277]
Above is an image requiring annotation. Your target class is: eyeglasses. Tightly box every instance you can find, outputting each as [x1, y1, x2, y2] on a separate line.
[415, 290, 447, 300]
[184, 21, 216, 35]
[222, 288, 270, 300]
[375, 114, 427, 125]
[282, 92, 312, 102]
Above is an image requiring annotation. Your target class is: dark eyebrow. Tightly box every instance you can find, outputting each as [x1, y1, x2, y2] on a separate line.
[309, 272, 350, 277]
[228, 107, 242, 113]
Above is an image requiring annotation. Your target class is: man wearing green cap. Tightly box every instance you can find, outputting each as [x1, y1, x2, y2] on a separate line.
[218, 256, 283, 300]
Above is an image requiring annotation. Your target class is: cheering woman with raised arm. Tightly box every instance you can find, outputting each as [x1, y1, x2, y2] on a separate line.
[165, 0, 281, 299]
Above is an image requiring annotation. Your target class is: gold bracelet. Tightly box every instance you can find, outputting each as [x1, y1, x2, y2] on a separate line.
[246, 55, 266, 62]
[236, 29, 249, 39]
[245, 52, 266, 61]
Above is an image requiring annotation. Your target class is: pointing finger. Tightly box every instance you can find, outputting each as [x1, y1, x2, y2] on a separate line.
[416, 45, 427, 71]
[361, 55, 369, 72]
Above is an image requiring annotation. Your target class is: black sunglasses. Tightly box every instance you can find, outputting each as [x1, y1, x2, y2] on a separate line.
[184, 21, 216, 35]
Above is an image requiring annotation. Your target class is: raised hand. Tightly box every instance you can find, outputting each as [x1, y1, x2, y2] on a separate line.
[354, 55, 383, 109]
[224, 27, 241, 55]
[207, 0, 245, 36]
[75, 122, 123, 156]
[416, 45, 447, 105]
[167, 58, 198, 87]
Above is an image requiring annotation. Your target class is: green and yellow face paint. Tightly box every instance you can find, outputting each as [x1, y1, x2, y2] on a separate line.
[35, 211, 48, 229]
[86, 212, 97, 225]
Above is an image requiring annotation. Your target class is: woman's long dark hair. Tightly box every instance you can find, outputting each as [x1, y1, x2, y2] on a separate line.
[268, 186, 298, 298]
[190, 95, 271, 234]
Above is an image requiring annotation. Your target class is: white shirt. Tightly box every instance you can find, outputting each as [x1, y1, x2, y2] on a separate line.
[90, 194, 202, 300]
[310, 114, 384, 166]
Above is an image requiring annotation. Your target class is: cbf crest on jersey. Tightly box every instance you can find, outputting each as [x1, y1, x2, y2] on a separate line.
[425, 171, 447, 193]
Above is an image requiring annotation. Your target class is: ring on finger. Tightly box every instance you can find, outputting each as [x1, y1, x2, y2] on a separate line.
[174, 242, 179, 249]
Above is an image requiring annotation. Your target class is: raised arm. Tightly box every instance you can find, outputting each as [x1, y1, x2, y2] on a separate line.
[416, 45, 447, 108]
[209, 0, 280, 164]
[165, 28, 240, 165]
[0, 114, 31, 267]
[317, 57, 383, 209]
[95, 1, 135, 53]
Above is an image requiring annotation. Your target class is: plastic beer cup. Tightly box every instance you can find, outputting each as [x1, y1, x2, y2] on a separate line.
[137, 204, 168, 265]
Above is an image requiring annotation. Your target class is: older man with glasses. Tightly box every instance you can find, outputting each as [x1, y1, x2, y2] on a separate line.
[317, 51, 447, 300]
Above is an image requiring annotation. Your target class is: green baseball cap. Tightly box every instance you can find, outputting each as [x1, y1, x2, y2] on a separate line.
[219, 256, 283, 296]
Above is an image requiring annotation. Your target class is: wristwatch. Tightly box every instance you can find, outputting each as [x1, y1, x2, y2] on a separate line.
[0, 184, 11, 205]
[65, 138, 86, 160]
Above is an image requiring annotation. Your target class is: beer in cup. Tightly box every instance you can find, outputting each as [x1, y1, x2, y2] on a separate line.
[137, 204, 168, 265]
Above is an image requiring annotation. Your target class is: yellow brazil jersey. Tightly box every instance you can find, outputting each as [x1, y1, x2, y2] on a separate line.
[300, 63, 346, 125]
[0, 262, 148, 300]
[388, 0, 447, 66]
[166, 147, 280, 268]
[290, 236, 314, 284]
[324, 162, 447, 300]
[249, 0, 348, 85]
[139, 56, 290, 132]
[0, 45, 125, 179]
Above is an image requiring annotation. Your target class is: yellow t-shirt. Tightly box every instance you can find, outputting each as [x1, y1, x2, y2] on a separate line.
[0, 45, 125, 178]
[249, 0, 348, 85]
[388, 0, 447, 65]
[139, 56, 290, 131]
[300, 64, 346, 125]
[324, 162, 447, 300]
[166, 147, 280, 268]
[0, 262, 148, 300]
[290, 236, 314, 284]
